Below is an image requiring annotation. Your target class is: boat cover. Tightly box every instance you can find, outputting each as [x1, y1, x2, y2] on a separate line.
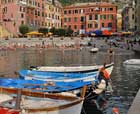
[0, 78, 97, 93]
[18, 70, 97, 82]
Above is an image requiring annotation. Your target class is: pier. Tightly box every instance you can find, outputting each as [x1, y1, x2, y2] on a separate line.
[128, 89, 140, 114]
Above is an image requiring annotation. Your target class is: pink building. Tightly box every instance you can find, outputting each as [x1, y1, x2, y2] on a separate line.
[1, 0, 46, 36]
[0, 0, 2, 23]
[62, 2, 117, 34]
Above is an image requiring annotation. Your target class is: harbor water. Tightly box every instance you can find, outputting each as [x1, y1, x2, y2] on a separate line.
[0, 45, 140, 114]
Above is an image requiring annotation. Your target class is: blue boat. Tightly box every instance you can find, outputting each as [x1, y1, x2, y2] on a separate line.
[0, 78, 93, 93]
[18, 70, 98, 82]
[18, 63, 114, 82]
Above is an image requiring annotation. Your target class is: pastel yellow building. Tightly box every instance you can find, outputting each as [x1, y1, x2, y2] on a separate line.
[0, 25, 13, 38]
[45, 0, 62, 29]
[117, 13, 122, 31]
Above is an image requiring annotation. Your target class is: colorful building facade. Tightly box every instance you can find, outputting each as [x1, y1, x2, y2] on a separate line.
[1, 0, 46, 36]
[0, 0, 2, 23]
[122, 3, 135, 31]
[62, 2, 117, 34]
[45, 0, 62, 29]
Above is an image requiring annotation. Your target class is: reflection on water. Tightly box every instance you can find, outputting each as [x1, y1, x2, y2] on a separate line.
[0, 48, 140, 114]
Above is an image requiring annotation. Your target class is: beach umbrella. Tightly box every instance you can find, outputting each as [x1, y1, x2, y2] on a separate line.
[26, 31, 43, 35]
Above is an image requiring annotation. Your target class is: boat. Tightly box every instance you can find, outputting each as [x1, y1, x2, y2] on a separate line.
[0, 94, 13, 103]
[19, 63, 114, 82]
[0, 79, 87, 114]
[123, 59, 140, 66]
[90, 48, 99, 53]
[30, 62, 114, 73]
[0, 78, 91, 93]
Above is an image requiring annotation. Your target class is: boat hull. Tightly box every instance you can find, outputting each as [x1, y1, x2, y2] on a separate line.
[0, 87, 85, 114]
[19, 63, 114, 82]
[20, 100, 83, 114]
[33, 63, 114, 73]
[123, 59, 140, 66]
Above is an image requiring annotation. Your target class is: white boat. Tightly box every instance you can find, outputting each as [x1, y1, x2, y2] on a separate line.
[123, 59, 140, 66]
[32, 62, 113, 73]
[0, 94, 13, 103]
[0, 86, 87, 114]
[19, 63, 114, 82]
[90, 48, 99, 53]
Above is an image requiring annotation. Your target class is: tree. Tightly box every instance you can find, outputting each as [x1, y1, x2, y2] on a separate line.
[19, 24, 29, 35]
[49, 27, 56, 35]
[38, 28, 48, 35]
[65, 28, 73, 36]
[56, 28, 66, 36]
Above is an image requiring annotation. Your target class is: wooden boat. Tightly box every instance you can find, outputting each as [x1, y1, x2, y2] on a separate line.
[19, 63, 114, 82]
[0, 79, 87, 114]
[30, 62, 114, 73]
[0, 94, 13, 103]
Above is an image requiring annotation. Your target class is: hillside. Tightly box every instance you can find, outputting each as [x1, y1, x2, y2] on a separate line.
[59, 0, 123, 9]
[59, 0, 103, 6]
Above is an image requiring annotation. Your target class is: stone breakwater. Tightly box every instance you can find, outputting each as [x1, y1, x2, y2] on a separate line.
[0, 37, 91, 50]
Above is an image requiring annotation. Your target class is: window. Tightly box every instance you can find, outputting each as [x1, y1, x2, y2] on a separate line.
[95, 14, 98, 20]
[68, 17, 71, 22]
[68, 10, 71, 14]
[64, 18, 67, 22]
[108, 23, 112, 27]
[38, 11, 40, 16]
[81, 16, 85, 22]
[74, 17, 77, 22]
[104, 15, 106, 19]
[95, 23, 98, 28]
[88, 24, 92, 28]
[89, 15, 92, 20]
[110, 8, 113, 11]
[74, 25, 77, 29]
[75, 10, 78, 14]
[109, 14, 113, 20]
[21, 21, 24, 24]
[81, 25, 85, 29]
[102, 23, 104, 27]
[20, 6, 22, 11]
[21, 13, 24, 18]
[64, 10, 67, 14]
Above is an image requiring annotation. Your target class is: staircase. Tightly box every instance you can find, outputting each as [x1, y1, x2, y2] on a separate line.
[0, 24, 13, 38]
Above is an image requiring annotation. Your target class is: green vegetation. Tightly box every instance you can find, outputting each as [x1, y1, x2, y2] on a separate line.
[59, 0, 102, 6]
[49, 27, 73, 36]
[59, 0, 123, 9]
[19, 24, 29, 35]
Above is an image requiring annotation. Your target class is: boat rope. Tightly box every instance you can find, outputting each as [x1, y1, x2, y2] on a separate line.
[81, 106, 87, 114]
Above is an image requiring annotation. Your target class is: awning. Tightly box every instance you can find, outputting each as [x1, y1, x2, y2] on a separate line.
[48, 32, 53, 35]
[121, 31, 132, 35]
[26, 31, 43, 35]
[102, 30, 112, 36]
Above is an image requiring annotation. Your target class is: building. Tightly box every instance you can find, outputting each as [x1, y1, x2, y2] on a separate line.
[135, 0, 140, 32]
[0, 0, 2, 24]
[117, 11, 122, 31]
[1, 0, 46, 36]
[62, 2, 117, 34]
[122, 3, 135, 31]
[45, 0, 62, 29]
